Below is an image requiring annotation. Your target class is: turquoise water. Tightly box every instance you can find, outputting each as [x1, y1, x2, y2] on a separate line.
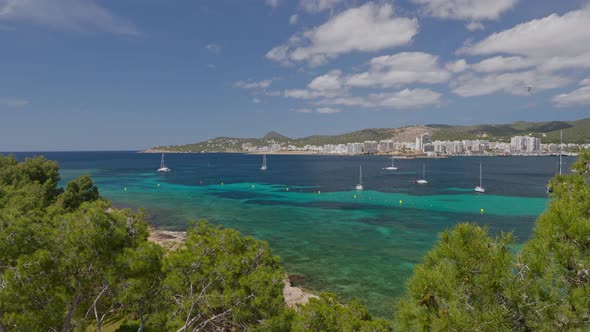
[10, 152, 566, 316]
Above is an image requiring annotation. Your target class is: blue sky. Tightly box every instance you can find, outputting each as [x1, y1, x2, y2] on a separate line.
[1, 0, 590, 151]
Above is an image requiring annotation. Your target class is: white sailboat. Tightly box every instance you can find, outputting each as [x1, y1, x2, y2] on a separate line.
[260, 154, 268, 171]
[157, 153, 171, 173]
[356, 166, 364, 190]
[474, 163, 485, 193]
[383, 158, 398, 171]
[415, 163, 428, 184]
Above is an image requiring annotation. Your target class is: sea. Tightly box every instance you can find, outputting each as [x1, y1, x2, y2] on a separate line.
[6, 152, 573, 317]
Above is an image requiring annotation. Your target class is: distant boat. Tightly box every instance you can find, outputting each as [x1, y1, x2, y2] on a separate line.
[383, 158, 398, 171]
[415, 163, 428, 184]
[547, 130, 564, 195]
[356, 165, 364, 190]
[474, 163, 485, 193]
[260, 154, 268, 171]
[157, 153, 171, 173]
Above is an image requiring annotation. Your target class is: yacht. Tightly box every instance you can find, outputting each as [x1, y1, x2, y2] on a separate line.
[414, 163, 428, 184]
[383, 158, 398, 171]
[474, 163, 485, 193]
[355, 166, 364, 190]
[260, 154, 268, 171]
[157, 153, 171, 173]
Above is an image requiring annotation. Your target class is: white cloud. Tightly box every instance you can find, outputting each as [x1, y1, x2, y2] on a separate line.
[412, 0, 519, 21]
[235, 79, 272, 89]
[0, 0, 138, 35]
[284, 87, 346, 99]
[451, 70, 570, 97]
[346, 52, 451, 88]
[446, 59, 470, 73]
[265, 0, 280, 8]
[266, 3, 418, 66]
[300, 0, 345, 13]
[308, 70, 344, 91]
[0, 97, 29, 107]
[316, 107, 342, 114]
[553, 86, 590, 107]
[291, 108, 313, 113]
[205, 43, 221, 53]
[253, 98, 262, 104]
[466, 21, 484, 31]
[459, 5, 590, 71]
[289, 14, 298, 25]
[471, 56, 535, 72]
[318, 88, 442, 109]
[370, 89, 442, 108]
[580, 78, 590, 86]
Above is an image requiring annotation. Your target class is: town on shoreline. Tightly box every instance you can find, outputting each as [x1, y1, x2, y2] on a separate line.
[143, 133, 585, 157]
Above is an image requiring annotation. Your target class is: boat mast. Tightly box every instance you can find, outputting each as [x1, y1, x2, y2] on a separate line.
[160, 153, 165, 168]
[480, 163, 483, 188]
[423, 163, 426, 179]
[559, 130, 563, 175]
[359, 166, 363, 184]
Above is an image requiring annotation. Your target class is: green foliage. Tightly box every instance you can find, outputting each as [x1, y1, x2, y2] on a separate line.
[60, 174, 101, 211]
[396, 150, 590, 330]
[161, 221, 285, 331]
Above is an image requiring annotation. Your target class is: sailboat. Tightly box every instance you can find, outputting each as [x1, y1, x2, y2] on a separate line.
[383, 158, 398, 171]
[415, 163, 428, 184]
[547, 130, 563, 194]
[157, 153, 171, 173]
[260, 154, 268, 171]
[356, 166, 364, 190]
[474, 163, 485, 193]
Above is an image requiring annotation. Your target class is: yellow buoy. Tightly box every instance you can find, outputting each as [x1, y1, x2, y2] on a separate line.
[399, 200, 403, 205]
[480, 208, 484, 214]
[354, 194, 357, 199]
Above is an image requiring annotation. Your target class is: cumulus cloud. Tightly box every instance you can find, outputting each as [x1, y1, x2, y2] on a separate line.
[318, 89, 442, 109]
[471, 56, 535, 72]
[0, 97, 29, 107]
[284, 70, 348, 99]
[289, 14, 298, 25]
[253, 98, 262, 104]
[234, 79, 273, 89]
[412, 0, 519, 21]
[451, 70, 571, 97]
[300, 0, 346, 13]
[459, 5, 590, 71]
[0, 0, 138, 34]
[266, 3, 418, 66]
[466, 21, 484, 31]
[580, 78, 590, 86]
[553, 86, 590, 107]
[346, 52, 451, 88]
[446, 59, 470, 73]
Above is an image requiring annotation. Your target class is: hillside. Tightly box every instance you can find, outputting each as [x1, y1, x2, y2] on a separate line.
[147, 118, 590, 152]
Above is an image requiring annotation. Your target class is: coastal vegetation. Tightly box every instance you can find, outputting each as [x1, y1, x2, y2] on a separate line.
[149, 118, 590, 153]
[0, 155, 389, 331]
[1, 152, 589, 331]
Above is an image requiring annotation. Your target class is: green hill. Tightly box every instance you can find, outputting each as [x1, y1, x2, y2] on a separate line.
[148, 118, 590, 152]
